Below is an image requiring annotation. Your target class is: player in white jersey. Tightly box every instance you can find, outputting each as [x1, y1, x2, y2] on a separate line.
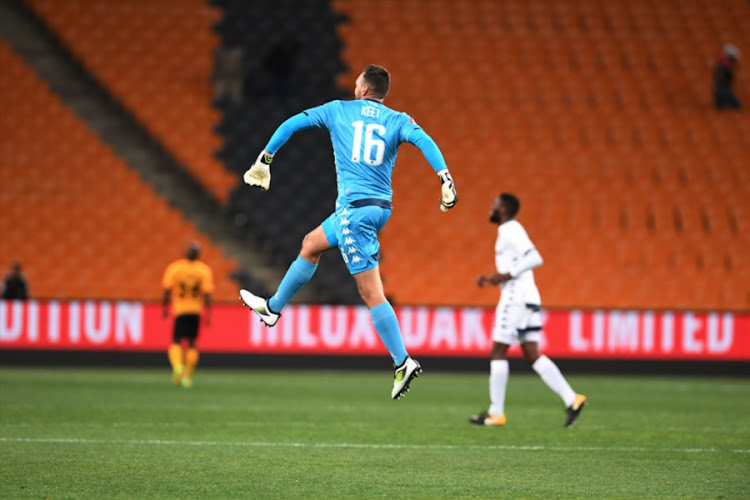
[240, 65, 458, 400]
[469, 193, 587, 427]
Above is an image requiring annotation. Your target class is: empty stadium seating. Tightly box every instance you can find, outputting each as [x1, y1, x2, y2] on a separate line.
[0, 41, 240, 301]
[25, 0, 237, 203]
[332, 0, 750, 310]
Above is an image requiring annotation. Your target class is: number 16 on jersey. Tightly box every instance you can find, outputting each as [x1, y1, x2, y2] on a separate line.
[351, 120, 386, 166]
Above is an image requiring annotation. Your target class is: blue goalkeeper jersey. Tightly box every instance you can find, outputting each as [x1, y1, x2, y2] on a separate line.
[305, 99, 422, 204]
[265, 98, 447, 206]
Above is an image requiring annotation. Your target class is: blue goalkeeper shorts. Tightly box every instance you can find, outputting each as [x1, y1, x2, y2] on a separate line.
[321, 199, 392, 275]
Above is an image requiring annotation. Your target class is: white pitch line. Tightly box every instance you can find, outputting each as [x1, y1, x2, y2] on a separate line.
[1, 437, 748, 454]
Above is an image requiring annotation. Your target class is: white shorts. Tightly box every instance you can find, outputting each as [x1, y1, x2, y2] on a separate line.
[492, 301, 542, 345]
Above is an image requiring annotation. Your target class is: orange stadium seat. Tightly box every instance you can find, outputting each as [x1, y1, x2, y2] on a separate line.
[333, 0, 750, 310]
[25, 0, 236, 204]
[0, 41, 239, 302]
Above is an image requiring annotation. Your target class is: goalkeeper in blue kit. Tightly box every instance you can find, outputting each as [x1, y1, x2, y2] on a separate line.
[241, 64, 458, 399]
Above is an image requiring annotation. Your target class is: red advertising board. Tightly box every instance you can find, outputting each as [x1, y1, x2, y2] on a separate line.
[1, 300, 749, 360]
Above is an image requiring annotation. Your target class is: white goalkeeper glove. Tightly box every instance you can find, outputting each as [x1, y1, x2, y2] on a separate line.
[243, 150, 274, 191]
[437, 169, 457, 212]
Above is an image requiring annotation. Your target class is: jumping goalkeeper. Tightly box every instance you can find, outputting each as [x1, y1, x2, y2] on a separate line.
[240, 64, 458, 400]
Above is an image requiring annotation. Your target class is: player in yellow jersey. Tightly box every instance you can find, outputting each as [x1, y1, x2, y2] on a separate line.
[162, 242, 214, 388]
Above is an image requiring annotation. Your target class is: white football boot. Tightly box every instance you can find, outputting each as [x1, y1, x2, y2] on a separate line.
[240, 289, 280, 327]
[391, 356, 422, 399]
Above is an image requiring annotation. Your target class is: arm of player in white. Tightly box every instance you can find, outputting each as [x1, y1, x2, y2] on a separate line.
[509, 247, 544, 278]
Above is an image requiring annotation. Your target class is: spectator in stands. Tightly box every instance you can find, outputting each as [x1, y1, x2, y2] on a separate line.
[1, 262, 29, 300]
[261, 34, 300, 98]
[469, 193, 587, 428]
[213, 37, 245, 105]
[162, 242, 213, 388]
[240, 64, 458, 400]
[713, 44, 741, 110]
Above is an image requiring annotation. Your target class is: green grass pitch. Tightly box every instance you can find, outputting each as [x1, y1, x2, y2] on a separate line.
[1, 366, 748, 499]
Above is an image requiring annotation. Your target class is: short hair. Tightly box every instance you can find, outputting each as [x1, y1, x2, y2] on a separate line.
[362, 64, 390, 98]
[500, 193, 520, 218]
[186, 241, 201, 260]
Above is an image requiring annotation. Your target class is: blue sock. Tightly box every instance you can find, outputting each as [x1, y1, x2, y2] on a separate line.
[268, 255, 317, 313]
[370, 301, 408, 366]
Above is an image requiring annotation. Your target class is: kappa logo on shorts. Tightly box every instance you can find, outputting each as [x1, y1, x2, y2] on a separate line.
[344, 237, 355, 245]
[342, 228, 351, 235]
[352, 256, 362, 263]
[347, 247, 358, 254]
[341, 218, 350, 226]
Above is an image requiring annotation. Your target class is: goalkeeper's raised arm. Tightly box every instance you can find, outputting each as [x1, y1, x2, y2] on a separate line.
[243, 113, 314, 191]
[406, 129, 458, 212]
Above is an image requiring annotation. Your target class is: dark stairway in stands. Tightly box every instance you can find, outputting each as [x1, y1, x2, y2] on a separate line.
[212, 0, 359, 304]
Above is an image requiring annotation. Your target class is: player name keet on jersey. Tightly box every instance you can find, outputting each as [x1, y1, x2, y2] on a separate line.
[360, 105, 381, 118]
